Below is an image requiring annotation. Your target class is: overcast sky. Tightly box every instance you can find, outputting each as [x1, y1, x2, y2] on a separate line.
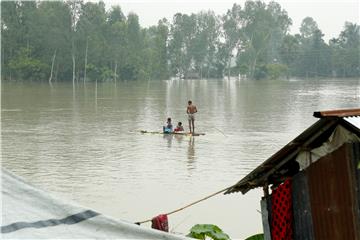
[100, 0, 359, 41]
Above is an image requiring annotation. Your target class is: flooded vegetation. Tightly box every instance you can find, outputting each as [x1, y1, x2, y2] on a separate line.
[1, 1, 359, 82]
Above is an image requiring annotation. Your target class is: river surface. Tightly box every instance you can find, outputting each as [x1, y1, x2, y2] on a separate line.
[2, 78, 360, 239]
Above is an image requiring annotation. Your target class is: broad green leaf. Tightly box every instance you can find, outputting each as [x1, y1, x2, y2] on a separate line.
[188, 224, 231, 240]
[244, 233, 264, 240]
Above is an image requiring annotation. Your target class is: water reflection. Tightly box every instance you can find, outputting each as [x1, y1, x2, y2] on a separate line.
[174, 135, 184, 145]
[187, 136, 196, 164]
[163, 134, 173, 148]
[162, 133, 196, 169]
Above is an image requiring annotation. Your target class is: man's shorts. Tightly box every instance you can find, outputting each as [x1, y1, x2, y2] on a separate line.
[188, 113, 195, 121]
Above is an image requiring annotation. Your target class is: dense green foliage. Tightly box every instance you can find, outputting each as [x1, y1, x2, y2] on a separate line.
[187, 224, 231, 240]
[1, 1, 359, 81]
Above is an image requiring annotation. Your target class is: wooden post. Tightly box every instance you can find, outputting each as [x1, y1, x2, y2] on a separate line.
[263, 183, 269, 198]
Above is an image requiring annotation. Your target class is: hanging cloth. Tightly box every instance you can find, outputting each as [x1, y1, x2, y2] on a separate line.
[271, 178, 293, 240]
[151, 214, 169, 232]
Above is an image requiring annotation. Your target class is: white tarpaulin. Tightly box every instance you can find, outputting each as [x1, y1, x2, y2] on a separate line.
[1, 169, 190, 239]
[296, 125, 360, 169]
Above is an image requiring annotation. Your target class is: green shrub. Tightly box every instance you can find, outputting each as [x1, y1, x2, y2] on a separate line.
[187, 224, 231, 240]
[265, 63, 288, 79]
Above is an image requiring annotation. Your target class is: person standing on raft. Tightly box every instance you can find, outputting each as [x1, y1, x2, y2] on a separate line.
[186, 100, 197, 134]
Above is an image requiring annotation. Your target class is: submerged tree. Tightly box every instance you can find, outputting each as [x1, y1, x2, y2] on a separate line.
[235, 1, 291, 79]
[168, 13, 197, 78]
[66, 0, 83, 86]
[142, 18, 170, 80]
[77, 1, 109, 82]
[106, 6, 126, 81]
[37, 1, 71, 83]
[221, 4, 241, 79]
[293, 17, 331, 78]
[330, 22, 360, 77]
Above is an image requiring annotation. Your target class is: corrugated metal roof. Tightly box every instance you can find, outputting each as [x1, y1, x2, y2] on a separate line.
[225, 114, 360, 195]
[292, 171, 315, 240]
[313, 108, 360, 118]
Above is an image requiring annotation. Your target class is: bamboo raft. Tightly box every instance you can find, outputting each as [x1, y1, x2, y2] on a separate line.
[140, 130, 205, 136]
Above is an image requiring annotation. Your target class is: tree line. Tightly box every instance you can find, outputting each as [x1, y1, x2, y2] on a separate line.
[1, 0, 359, 82]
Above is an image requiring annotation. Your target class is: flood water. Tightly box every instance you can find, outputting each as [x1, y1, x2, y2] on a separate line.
[2, 78, 360, 239]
